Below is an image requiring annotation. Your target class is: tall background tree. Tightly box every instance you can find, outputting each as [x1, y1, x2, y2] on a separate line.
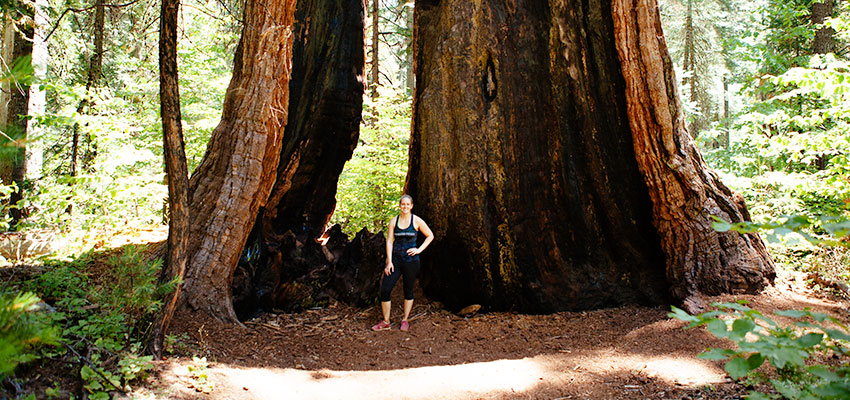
[0, 0, 39, 225]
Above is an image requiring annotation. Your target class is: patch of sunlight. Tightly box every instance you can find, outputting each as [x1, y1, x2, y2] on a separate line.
[213, 357, 548, 400]
[534, 351, 726, 386]
[638, 357, 726, 385]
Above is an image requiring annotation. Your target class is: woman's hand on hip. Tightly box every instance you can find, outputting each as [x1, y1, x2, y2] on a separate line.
[406, 247, 421, 256]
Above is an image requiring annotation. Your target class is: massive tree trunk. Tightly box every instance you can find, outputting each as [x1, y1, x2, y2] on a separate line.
[407, 0, 773, 313]
[179, 0, 297, 322]
[233, 0, 366, 317]
[612, 0, 773, 311]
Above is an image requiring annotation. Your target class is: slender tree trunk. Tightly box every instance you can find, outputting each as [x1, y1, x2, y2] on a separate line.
[370, 0, 379, 98]
[611, 0, 773, 312]
[179, 0, 297, 323]
[236, 0, 365, 317]
[0, 20, 12, 127]
[25, 0, 46, 181]
[407, 0, 773, 314]
[146, 0, 189, 356]
[71, 0, 104, 177]
[812, 0, 835, 55]
[0, 7, 34, 224]
[721, 76, 729, 148]
[405, 2, 413, 94]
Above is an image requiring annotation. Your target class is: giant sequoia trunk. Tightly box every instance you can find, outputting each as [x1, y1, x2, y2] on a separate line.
[234, 0, 367, 316]
[181, 0, 367, 321]
[180, 0, 297, 322]
[407, 0, 774, 313]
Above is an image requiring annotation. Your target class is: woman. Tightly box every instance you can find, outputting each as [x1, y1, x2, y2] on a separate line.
[372, 194, 434, 332]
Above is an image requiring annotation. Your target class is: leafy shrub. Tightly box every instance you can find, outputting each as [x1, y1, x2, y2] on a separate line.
[671, 302, 850, 399]
[0, 291, 58, 378]
[333, 88, 410, 235]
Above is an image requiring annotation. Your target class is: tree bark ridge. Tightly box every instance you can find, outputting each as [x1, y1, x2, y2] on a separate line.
[611, 0, 773, 311]
[181, 0, 297, 322]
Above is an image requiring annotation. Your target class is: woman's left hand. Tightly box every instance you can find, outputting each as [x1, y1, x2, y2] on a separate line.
[406, 247, 421, 256]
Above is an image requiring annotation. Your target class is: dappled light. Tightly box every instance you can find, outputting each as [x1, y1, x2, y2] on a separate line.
[156, 348, 727, 399]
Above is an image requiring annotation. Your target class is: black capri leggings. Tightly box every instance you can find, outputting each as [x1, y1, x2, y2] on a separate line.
[380, 254, 420, 302]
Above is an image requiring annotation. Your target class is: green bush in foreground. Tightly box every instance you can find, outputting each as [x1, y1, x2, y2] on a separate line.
[671, 302, 850, 399]
[0, 291, 58, 378]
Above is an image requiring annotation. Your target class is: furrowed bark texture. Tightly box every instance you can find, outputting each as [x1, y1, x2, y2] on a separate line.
[611, 0, 773, 311]
[260, 0, 364, 238]
[408, 0, 668, 312]
[233, 0, 365, 315]
[408, 0, 773, 313]
[180, 0, 296, 322]
[147, 0, 189, 356]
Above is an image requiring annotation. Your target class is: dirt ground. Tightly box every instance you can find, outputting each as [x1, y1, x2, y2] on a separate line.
[132, 266, 848, 400]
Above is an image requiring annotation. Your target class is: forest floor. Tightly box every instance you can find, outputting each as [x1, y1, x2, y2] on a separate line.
[138, 266, 848, 400]
[7, 228, 848, 399]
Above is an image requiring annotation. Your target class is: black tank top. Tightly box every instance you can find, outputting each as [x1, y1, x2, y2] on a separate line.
[394, 215, 417, 248]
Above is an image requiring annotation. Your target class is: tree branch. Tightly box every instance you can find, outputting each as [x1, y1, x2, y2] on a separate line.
[45, 0, 143, 42]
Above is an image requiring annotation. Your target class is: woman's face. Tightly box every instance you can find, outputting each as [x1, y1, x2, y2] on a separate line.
[399, 198, 413, 214]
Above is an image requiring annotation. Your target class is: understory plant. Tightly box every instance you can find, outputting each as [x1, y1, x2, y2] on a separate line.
[671, 302, 850, 399]
[2, 245, 174, 398]
[0, 291, 58, 379]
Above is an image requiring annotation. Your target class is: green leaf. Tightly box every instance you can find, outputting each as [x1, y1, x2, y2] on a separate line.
[744, 392, 774, 400]
[668, 306, 699, 323]
[775, 310, 807, 318]
[707, 319, 729, 338]
[825, 329, 850, 341]
[747, 353, 766, 370]
[774, 347, 807, 368]
[698, 348, 735, 361]
[811, 381, 850, 398]
[795, 333, 823, 348]
[725, 357, 753, 380]
[771, 379, 803, 399]
[732, 318, 757, 339]
[713, 219, 733, 232]
[807, 365, 839, 381]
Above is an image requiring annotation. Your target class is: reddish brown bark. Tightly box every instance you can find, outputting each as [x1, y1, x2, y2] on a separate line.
[406, 0, 773, 313]
[180, 0, 297, 322]
[147, 0, 189, 356]
[612, 0, 773, 311]
[234, 0, 365, 316]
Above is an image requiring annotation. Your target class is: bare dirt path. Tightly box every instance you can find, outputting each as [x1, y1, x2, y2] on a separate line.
[140, 270, 848, 400]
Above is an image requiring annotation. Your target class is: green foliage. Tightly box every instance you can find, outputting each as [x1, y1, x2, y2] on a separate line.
[4, 246, 171, 396]
[711, 214, 850, 247]
[671, 302, 850, 399]
[100, 245, 174, 320]
[1, 0, 241, 249]
[0, 291, 58, 378]
[332, 88, 410, 235]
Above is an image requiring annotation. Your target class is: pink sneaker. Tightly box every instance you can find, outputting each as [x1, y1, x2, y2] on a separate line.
[400, 320, 409, 332]
[372, 320, 391, 331]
